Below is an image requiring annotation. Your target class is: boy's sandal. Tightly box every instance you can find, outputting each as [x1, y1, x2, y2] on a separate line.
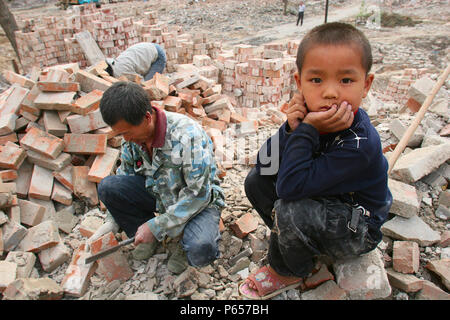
[239, 266, 302, 300]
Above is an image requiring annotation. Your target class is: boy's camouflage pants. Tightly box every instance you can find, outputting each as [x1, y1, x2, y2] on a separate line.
[245, 167, 380, 278]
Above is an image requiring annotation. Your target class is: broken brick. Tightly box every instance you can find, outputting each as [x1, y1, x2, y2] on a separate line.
[38, 241, 71, 273]
[18, 198, 45, 227]
[0, 142, 27, 170]
[230, 212, 258, 238]
[90, 232, 133, 283]
[72, 166, 99, 206]
[53, 164, 74, 192]
[17, 220, 61, 253]
[5, 251, 36, 278]
[61, 243, 97, 297]
[2, 277, 64, 300]
[1, 221, 28, 251]
[0, 261, 17, 293]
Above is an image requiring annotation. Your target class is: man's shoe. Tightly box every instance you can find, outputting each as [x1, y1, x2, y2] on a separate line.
[168, 242, 189, 274]
[132, 242, 158, 260]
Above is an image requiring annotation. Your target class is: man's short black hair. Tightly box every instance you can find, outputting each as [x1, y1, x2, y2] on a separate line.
[296, 22, 373, 75]
[105, 60, 114, 77]
[100, 81, 152, 127]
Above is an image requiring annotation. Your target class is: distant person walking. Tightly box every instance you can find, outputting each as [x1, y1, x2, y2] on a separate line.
[296, 1, 305, 26]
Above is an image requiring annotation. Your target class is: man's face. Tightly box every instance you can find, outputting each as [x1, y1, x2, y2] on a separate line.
[111, 111, 153, 145]
[295, 44, 374, 113]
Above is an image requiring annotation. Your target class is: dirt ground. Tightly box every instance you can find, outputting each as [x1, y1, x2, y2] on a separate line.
[1, 0, 449, 76]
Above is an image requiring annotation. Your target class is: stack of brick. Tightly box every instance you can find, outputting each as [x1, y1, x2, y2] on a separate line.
[177, 34, 195, 65]
[134, 11, 179, 73]
[64, 38, 89, 68]
[287, 40, 300, 56]
[0, 63, 133, 297]
[15, 17, 69, 71]
[378, 68, 430, 109]
[192, 55, 220, 83]
[213, 51, 236, 94]
[231, 46, 296, 109]
[162, 31, 179, 73]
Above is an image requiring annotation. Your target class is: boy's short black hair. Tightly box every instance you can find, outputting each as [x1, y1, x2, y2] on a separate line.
[100, 81, 152, 127]
[296, 22, 373, 75]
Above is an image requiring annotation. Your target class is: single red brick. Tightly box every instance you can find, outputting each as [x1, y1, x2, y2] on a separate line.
[163, 96, 182, 112]
[37, 81, 80, 92]
[0, 170, 18, 181]
[61, 243, 97, 297]
[20, 126, 64, 160]
[3, 70, 35, 89]
[28, 165, 54, 201]
[90, 232, 133, 283]
[87, 147, 120, 183]
[230, 212, 259, 238]
[230, 112, 248, 123]
[305, 263, 335, 289]
[70, 89, 103, 116]
[406, 97, 421, 113]
[393, 241, 420, 274]
[63, 133, 107, 155]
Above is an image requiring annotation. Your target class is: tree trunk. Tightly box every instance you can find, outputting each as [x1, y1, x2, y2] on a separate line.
[283, 0, 288, 15]
[0, 0, 20, 61]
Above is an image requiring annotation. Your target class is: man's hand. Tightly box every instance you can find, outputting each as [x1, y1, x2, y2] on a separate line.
[134, 222, 156, 246]
[303, 101, 354, 133]
[281, 93, 308, 132]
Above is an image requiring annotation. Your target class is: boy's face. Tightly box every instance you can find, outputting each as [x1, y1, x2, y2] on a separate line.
[294, 44, 374, 114]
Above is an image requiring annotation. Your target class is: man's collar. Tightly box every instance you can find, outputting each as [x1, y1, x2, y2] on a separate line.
[150, 106, 167, 148]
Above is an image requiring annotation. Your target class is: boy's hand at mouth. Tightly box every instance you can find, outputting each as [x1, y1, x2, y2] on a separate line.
[303, 101, 354, 133]
[281, 93, 308, 132]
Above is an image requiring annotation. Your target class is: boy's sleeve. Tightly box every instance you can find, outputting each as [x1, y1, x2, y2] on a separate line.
[276, 122, 371, 200]
[256, 121, 292, 176]
[146, 131, 213, 241]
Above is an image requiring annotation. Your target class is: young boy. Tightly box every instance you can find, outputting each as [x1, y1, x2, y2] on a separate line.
[240, 22, 392, 299]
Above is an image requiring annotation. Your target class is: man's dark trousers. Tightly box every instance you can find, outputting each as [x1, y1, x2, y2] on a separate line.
[296, 11, 304, 26]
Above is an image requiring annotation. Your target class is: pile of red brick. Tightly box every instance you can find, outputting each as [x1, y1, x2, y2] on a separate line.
[14, 4, 221, 74]
[0, 50, 289, 297]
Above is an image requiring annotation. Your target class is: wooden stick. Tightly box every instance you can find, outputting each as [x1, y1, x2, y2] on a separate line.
[388, 64, 450, 174]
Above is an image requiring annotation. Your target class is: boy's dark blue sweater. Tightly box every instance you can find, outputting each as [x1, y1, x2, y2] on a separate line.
[256, 108, 392, 231]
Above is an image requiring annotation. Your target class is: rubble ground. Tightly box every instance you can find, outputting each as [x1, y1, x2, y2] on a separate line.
[0, 0, 449, 301]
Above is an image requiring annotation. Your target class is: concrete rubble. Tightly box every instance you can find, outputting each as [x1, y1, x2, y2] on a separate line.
[0, 0, 449, 301]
